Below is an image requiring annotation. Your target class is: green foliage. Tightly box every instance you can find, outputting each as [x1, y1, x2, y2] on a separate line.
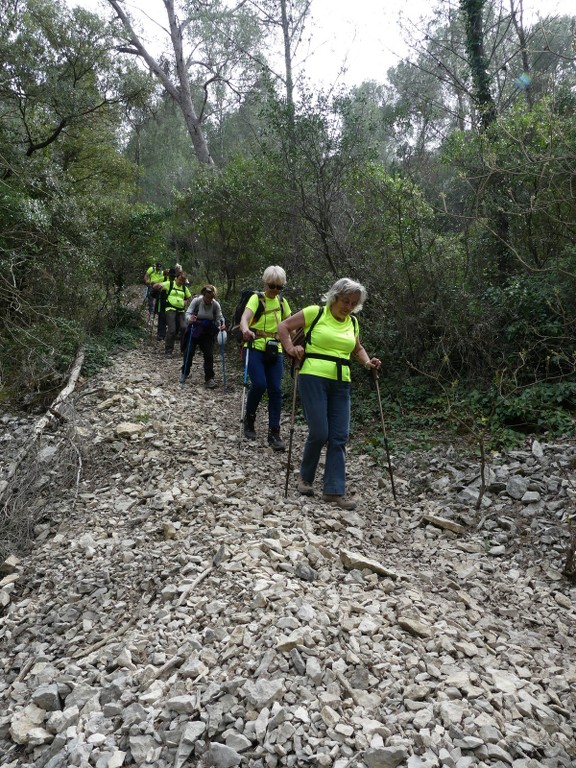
[0, 0, 161, 403]
[82, 318, 142, 379]
[124, 101, 201, 207]
[481, 381, 576, 436]
[353, 370, 576, 463]
[171, 155, 292, 290]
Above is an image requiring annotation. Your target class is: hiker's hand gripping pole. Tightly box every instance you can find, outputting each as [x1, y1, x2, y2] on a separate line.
[371, 368, 397, 501]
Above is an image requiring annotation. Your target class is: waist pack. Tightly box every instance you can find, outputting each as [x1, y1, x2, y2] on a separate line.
[263, 339, 280, 364]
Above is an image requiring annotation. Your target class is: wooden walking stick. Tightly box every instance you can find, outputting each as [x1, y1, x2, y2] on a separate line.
[371, 368, 397, 501]
[284, 364, 300, 498]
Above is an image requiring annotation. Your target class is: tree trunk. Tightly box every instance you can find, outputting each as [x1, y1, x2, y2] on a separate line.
[460, 0, 497, 130]
[107, 0, 214, 166]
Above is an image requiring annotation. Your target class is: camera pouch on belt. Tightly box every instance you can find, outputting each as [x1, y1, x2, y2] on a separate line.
[263, 339, 280, 364]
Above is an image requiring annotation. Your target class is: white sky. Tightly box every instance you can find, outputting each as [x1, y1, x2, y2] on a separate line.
[70, 0, 575, 89]
[304, 0, 575, 88]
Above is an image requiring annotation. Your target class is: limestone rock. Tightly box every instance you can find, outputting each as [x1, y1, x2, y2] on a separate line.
[2, 346, 575, 768]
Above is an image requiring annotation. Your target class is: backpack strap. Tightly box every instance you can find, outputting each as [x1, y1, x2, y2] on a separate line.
[304, 353, 352, 381]
[304, 306, 324, 345]
[251, 292, 266, 324]
[301, 309, 358, 381]
[166, 279, 176, 307]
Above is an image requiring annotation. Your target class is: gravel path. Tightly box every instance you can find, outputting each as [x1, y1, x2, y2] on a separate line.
[1, 343, 575, 768]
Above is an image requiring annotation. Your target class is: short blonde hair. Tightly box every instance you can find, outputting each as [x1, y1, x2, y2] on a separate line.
[322, 278, 367, 312]
[262, 265, 286, 287]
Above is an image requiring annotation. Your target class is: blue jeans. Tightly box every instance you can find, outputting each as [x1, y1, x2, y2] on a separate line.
[298, 374, 350, 496]
[243, 347, 283, 429]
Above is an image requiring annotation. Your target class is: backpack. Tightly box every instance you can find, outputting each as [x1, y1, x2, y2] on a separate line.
[229, 290, 285, 342]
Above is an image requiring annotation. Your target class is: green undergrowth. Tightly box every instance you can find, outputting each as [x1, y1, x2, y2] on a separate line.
[0, 307, 143, 409]
[82, 308, 143, 378]
[351, 375, 576, 462]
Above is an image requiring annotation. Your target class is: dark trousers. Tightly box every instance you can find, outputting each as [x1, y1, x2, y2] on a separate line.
[181, 327, 215, 381]
[157, 295, 167, 340]
[147, 287, 161, 315]
[165, 311, 185, 353]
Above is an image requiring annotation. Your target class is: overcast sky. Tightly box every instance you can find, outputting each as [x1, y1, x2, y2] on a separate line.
[69, 0, 575, 89]
[305, 0, 575, 87]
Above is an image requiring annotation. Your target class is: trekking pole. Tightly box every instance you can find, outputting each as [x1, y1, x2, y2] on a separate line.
[240, 344, 250, 440]
[284, 363, 300, 498]
[371, 368, 397, 501]
[218, 330, 227, 392]
[181, 324, 194, 386]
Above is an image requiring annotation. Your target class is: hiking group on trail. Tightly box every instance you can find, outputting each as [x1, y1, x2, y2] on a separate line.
[143, 263, 381, 510]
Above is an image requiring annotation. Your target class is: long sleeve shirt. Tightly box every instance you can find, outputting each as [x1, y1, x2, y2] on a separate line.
[185, 297, 225, 328]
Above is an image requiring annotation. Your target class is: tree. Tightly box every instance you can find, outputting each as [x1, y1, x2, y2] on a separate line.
[106, 0, 275, 166]
[0, 0, 154, 396]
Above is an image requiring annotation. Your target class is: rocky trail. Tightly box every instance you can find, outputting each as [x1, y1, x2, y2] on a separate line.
[1, 341, 575, 768]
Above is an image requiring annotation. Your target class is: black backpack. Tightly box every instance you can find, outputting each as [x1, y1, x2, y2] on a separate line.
[230, 290, 285, 341]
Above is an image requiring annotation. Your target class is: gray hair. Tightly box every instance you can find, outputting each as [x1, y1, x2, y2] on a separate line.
[321, 278, 367, 312]
[262, 265, 287, 286]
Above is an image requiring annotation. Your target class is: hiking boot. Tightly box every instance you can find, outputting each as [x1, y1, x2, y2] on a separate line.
[205, 379, 217, 389]
[322, 494, 357, 510]
[297, 478, 314, 496]
[268, 427, 285, 452]
[243, 414, 256, 440]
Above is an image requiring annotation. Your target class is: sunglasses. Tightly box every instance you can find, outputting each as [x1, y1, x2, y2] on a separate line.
[267, 283, 285, 290]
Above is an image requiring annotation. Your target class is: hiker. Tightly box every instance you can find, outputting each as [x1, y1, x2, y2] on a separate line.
[153, 271, 192, 356]
[277, 277, 381, 509]
[144, 261, 164, 316]
[239, 265, 291, 451]
[181, 285, 226, 388]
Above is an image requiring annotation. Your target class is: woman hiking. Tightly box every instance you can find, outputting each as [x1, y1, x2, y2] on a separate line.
[181, 285, 226, 388]
[239, 266, 291, 451]
[277, 277, 380, 509]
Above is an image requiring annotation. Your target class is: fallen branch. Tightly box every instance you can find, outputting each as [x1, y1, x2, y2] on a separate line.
[0, 346, 85, 509]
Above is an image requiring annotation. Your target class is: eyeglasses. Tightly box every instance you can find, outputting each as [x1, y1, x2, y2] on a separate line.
[267, 283, 285, 290]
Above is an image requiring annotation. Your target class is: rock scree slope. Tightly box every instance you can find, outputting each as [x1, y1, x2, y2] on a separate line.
[1, 344, 575, 768]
